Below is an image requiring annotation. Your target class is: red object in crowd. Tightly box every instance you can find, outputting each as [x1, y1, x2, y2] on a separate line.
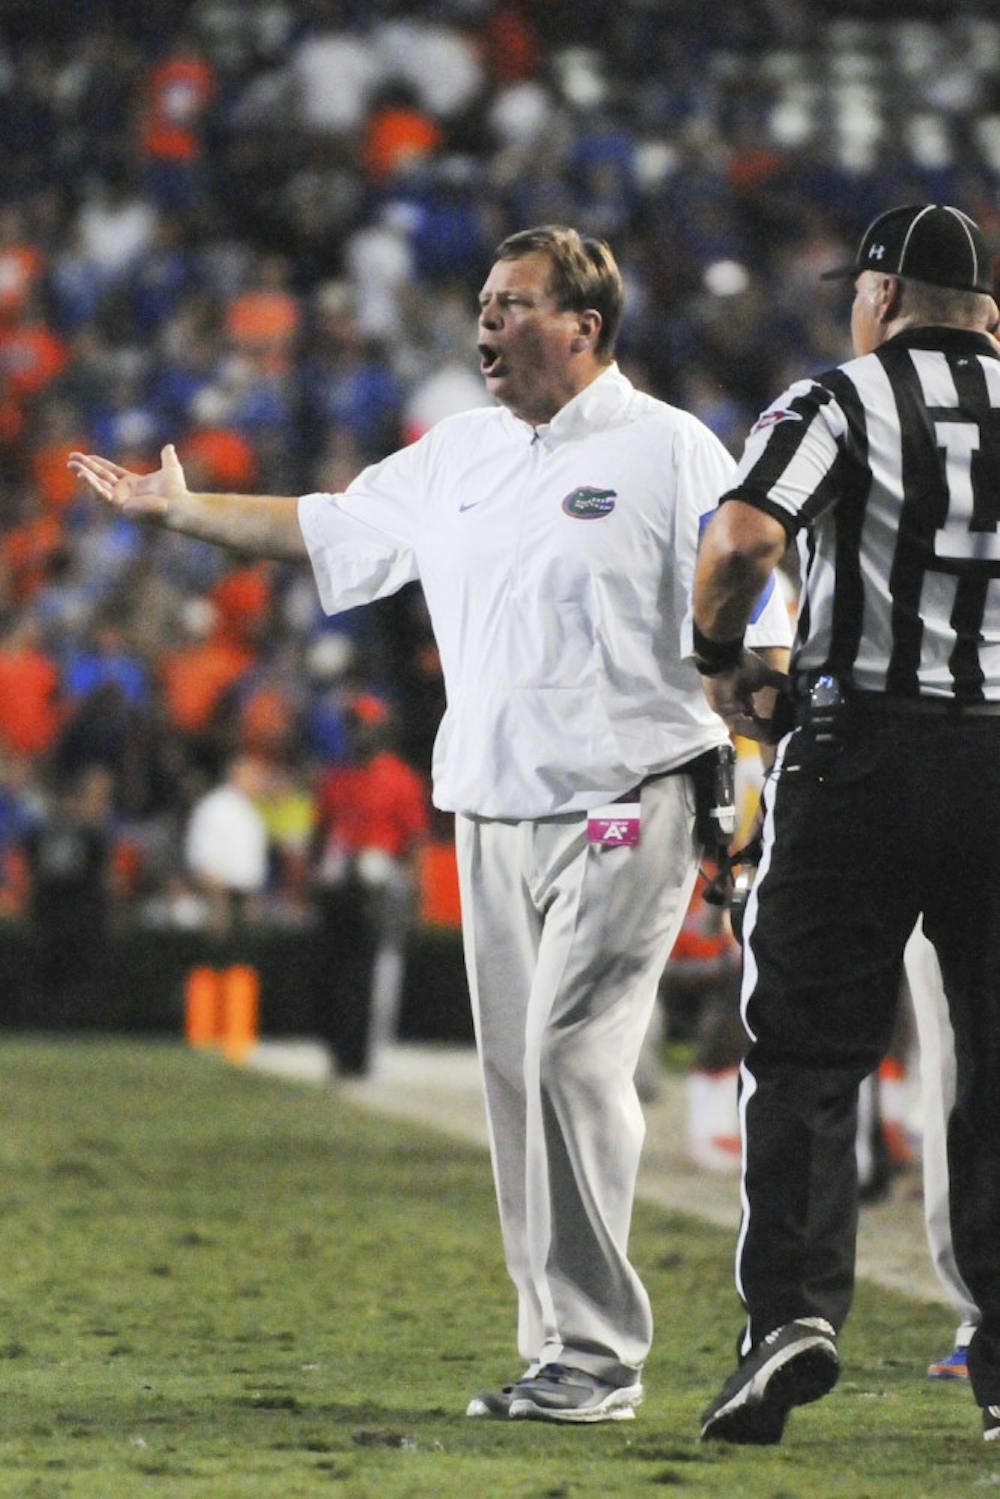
[160, 637, 256, 734]
[0, 845, 29, 917]
[32, 437, 86, 512]
[0, 318, 69, 443]
[180, 426, 257, 490]
[141, 54, 215, 161]
[728, 147, 789, 192]
[361, 106, 442, 182]
[0, 321, 69, 402]
[669, 872, 736, 964]
[316, 751, 430, 860]
[0, 642, 61, 756]
[225, 290, 300, 363]
[350, 692, 390, 726]
[239, 685, 294, 758]
[482, 3, 540, 83]
[211, 564, 271, 642]
[0, 243, 45, 326]
[416, 840, 462, 929]
[2, 512, 65, 605]
[110, 838, 144, 899]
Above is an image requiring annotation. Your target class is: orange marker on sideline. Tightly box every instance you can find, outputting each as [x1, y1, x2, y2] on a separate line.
[221, 964, 260, 1063]
[185, 966, 222, 1047]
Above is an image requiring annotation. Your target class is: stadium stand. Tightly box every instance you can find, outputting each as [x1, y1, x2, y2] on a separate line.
[0, 0, 997, 1042]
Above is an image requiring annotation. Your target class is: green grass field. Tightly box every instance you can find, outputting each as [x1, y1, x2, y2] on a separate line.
[0, 1037, 990, 1498]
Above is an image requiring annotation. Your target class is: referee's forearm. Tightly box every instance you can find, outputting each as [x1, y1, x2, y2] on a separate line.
[693, 499, 787, 640]
[165, 489, 307, 561]
[694, 550, 773, 639]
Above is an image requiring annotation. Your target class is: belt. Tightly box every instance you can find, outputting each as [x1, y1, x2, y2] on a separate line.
[614, 760, 706, 803]
[614, 768, 683, 802]
[850, 690, 1000, 718]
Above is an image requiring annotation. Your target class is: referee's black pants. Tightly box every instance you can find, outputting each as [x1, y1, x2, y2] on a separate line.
[736, 705, 1000, 1408]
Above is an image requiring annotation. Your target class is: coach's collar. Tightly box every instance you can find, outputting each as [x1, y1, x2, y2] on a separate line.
[508, 364, 633, 446]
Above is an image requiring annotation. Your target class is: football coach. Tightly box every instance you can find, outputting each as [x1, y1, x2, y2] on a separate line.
[70, 225, 790, 1425]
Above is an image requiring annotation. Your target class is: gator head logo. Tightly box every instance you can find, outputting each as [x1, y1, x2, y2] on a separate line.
[562, 486, 617, 520]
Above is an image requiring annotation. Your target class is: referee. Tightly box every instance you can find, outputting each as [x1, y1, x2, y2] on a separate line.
[689, 203, 1000, 1445]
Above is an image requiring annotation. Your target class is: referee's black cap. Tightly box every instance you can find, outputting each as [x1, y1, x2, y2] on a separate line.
[821, 204, 994, 295]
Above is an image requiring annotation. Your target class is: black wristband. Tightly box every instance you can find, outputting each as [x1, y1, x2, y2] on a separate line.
[692, 622, 745, 676]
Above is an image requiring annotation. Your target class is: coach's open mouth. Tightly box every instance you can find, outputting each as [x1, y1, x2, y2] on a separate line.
[478, 342, 504, 377]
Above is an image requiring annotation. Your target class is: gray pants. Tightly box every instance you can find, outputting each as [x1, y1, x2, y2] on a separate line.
[455, 775, 699, 1383]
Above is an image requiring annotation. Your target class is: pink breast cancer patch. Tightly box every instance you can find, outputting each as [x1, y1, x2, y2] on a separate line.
[587, 802, 641, 846]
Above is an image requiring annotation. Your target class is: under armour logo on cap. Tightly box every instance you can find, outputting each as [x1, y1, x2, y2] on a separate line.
[821, 204, 994, 295]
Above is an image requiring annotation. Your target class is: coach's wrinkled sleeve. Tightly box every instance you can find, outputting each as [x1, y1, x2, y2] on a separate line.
[298, 435, 428, 614]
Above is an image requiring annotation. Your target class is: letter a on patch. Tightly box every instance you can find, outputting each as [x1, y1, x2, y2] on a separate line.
[587, 802, 641, 846]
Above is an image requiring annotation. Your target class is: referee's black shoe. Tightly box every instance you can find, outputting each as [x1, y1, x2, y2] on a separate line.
[701, 1318, 839, 1445]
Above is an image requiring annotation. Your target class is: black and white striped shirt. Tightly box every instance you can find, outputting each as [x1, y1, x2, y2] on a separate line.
[726, 326, 1000, 701]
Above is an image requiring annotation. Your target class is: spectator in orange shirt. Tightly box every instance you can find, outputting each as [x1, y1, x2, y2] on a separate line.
[0, 205, 45, 329]
[361, 84, 442, 184]
[1, 493, 67, 608]
[238, 681, 296, 763]
[179, 389, 259, 491]
[29, 397, 90, 513]
[0, 296, 69, 443]
[140, 34, 216, 207]
[0, 615, 62, 760]
[159, 596, 257, 773]
[224, 254, 301, 374]
[211, 562, 272, 647]
[181, 424, 259, 492]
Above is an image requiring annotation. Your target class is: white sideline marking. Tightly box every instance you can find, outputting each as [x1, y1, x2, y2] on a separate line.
[248, 1041, 334, 1085]
[246, 1039, 951, 1310]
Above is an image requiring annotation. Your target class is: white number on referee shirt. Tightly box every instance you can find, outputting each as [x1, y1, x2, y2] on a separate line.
[932, 420, 1000, 562]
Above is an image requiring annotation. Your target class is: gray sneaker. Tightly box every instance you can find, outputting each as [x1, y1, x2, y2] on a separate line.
[506, 1362, 643, 1423]
[701, 1317, 839, 1445]
[466, 1364, 541, 1418]
[984, 1405, 1000, 1442]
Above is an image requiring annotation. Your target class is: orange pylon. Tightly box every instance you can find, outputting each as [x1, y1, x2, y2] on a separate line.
[185, 966, 222, 1047]
[221, 964, 260, 1063]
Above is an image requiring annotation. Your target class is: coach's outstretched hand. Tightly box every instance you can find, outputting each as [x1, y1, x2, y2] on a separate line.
[68, 444, 188, 524]
[701, 649, 788, 742]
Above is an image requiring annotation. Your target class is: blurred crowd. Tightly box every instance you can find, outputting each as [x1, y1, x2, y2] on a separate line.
[1, 0, 999, 948]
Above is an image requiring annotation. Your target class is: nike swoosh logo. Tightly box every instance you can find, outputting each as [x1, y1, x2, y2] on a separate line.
[459, 502, 480, 512]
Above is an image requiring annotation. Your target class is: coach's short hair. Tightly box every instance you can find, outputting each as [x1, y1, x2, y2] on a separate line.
[492, 225, 624, 361]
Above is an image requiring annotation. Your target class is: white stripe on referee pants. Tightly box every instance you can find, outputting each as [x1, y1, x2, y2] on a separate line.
[734, 733, 788, 1355]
